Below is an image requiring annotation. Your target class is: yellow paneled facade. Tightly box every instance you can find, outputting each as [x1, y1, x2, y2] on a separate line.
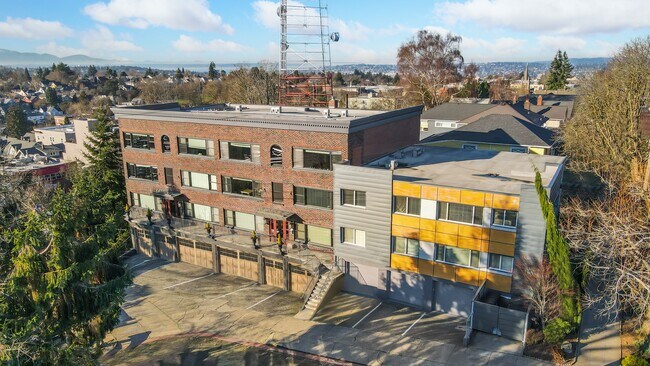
[391, 181, 519, 292]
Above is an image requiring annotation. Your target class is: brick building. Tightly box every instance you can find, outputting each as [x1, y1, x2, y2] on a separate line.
[114, 103, 422, 271]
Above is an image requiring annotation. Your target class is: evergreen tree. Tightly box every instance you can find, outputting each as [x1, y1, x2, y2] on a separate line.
[175, 68, 183, 81]
[87, 65, 98, 77]
[561, 51, 574, 82]
[208, 61, 217, 80]
[23, 68, 31, 81]
[545, 50, 573, 90]
[477, 80, 490, 98]
[4, 105, 31, 138]
[45, 87, 59, 106]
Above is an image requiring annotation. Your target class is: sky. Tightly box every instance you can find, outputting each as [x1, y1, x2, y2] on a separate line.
[0, 0, 648, 65]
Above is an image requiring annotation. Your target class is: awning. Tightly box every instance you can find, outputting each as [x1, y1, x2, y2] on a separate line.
[256, 207, 299, 221]
[153, 190, 185, 200]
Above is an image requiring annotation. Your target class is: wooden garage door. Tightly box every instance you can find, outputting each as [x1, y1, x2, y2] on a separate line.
[158, 236, 175, 261]
[290, 265, 310, 293]
[219, 248, 239, 276]
[238, 252, 259, 281]
[264, 258, 284, 288]
[194, 242, 213, 269]
[178, 238, 195, 264]
[133, 228, 153, 257]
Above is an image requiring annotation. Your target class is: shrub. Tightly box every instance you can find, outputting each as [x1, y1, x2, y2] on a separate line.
[622, 355, 648, 366]
[544, 318, 572, 344]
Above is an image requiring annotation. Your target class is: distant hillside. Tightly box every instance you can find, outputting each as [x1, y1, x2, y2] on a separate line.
[0, 49, 109, 66]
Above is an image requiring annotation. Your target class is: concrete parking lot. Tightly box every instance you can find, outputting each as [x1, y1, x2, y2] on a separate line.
[103, 254, 550, 365]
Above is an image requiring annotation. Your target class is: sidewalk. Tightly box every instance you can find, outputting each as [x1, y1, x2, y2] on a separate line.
[576, 281, 621, 366]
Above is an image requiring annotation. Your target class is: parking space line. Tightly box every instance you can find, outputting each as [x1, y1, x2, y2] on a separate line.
[209, 283, 256, 301]
[129, 259, 154, 269]
[245, 291, 281, 310]
[401, 312, 427, 337]
[163, 273, 214, 290]
[352, 302, 382, 329]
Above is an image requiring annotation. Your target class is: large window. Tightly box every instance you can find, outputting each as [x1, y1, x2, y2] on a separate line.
[341, 189, 366, 207]
[341, 227, 365, 246]
[306, 225, 332, 246]
[180, 170, 218, 190]
[224, 210, 256, 230]
[438, 202, 483, 225]
[220, 141, 259, 162]
[222, 176, 262, 198]
[178, 137, 214, 156]
[435, 244, 480, 268]
[126, 163, 158, 181]
[394, 196, 421, 216]
[293, 148, 342, 170]
[130, 192, 161, 211]
[184, 203, 219, 223]
[123, 132, 154, 150]
[272, 182, 284, 203]
[492, 209, 518, 228]
[393, 237, 419, 257]
[488, 253, 514, 273]
[164, 167, 173, 185]
[294, 186, 333, 209]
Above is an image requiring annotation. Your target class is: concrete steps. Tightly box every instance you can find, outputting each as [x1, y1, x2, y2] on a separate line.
[295, 268, 343, 320]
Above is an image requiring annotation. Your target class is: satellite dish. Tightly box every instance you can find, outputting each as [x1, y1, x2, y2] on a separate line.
[330, 32, 340, 42]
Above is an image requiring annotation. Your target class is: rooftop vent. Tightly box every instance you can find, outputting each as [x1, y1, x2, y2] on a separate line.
[235, 105, 244, 111]
[270, 106, 282, 114]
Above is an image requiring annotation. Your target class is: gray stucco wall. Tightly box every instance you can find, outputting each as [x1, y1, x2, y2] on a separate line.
[333, 164, 393, 268]
[434, 280, 474, 317]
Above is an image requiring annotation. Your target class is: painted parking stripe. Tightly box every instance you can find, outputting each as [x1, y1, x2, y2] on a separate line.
[401, 312, 427, 337]
[245, 291, 281, 310]
[163, 273, 215, 290]
[129, 259, 154, 269]
[352, 302, 383, 329]
[209, 283, 256, 301]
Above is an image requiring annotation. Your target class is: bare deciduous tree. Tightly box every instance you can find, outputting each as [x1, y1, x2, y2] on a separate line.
[517, 256, 562, 328]
[397, 30, 464, 109]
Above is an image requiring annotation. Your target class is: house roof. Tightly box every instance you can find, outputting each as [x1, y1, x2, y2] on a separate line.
[422, 114, 556, 148]
[420, 103, 496, 121]
[528, 105, 568, 120]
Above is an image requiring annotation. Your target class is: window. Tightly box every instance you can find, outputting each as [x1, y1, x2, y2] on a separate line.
[438, 202, 483, 225]
[164, 167, 173, 185]
[224, 210, 256, 230]
[161, 135, 171, 153]
[295, 223, 306, 241]
[342, 227, 365, 246]
[492, 209, 518, 228]
[488, 253, 514, 273]
[293, 148, 342, 170]
[123, 132, 154, 149]
[222, 176, 262, 198]
[394, 196, 421, 216]
[341, 189, 366, 207]
[510, 146, 528, 153]
[184, 202, 218, 223]
[272, 182, 284, 203]
[178, 137, 214, 156]
[294, 186, 333, 209]
[219, 141, 259, 162]
[270, 145, 283, 166]
[130, 192, 158, 211]
[180, 170, 218, 190]
[462, 144, 477, 150]
[435, 244, 480, 268]
[393, 237, 419, 257]
[307, 225, 332, 246]
[126, 163, 158, 181]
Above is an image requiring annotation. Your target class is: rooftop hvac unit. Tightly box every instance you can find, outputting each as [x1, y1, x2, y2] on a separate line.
[270, 106, 282, 114]
[235, 105, 243, 111]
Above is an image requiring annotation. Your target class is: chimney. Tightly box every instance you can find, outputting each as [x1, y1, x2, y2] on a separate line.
[512, 94, 518, 104]
[524, 98, 530, 110]
[537, 95, 543, 106]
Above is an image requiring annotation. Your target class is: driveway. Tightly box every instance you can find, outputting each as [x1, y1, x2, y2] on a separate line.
[103, 255, 550, 365]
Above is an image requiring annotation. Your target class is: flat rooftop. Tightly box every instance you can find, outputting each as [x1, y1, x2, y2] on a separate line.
[34, 124, 74, 132]
[112, 103, 423, 134]
[366, 145, 565, 195]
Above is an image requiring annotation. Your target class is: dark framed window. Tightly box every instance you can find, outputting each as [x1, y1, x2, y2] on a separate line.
[293, 186, 333, 209]
[178, 137, 214, 156]
[341, 189, 366, 207]
[492, 209, 518, 228]
[180, 170, 218, 190]
[272, 182, 284, 203]
[435, 244, 480, 268]
[394, 196, 420, 215]
[438, 202, 483, 225]
[270, 145, 283, 166]
[164, 167, 173, 185]
[228, 142, 252, 160]
[161, 135, 171, 153]
[126, 163, 158, 181]
[295, 149, 342, 170]
[488, 253, 514, 273]
[222, 176, 262, 198]
[123, 132, 154, 149]
[392, 237, 419, 257]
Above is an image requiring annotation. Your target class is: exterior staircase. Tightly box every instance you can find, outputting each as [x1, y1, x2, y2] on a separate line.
[295, 267, 343, 320]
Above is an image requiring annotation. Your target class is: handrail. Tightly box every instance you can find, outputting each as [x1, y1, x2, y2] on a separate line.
[301, 265, 322, 306]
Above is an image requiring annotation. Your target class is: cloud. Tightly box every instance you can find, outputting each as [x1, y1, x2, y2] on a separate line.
[537, 35, 587, 51]
[437, 0, 650, 35]
[84, 0, 234, 34]
[36, 42, 86, 57]
[461, 36, 527, 61]
[330, 19, 371, 42]
[81, 25, 142, 52]
[171, 35, 248, 53]
[0, 17, 72, 40]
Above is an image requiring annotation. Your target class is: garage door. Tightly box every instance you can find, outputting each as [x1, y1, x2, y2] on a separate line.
[219, 248, 239, 276]
[178, 238, 195, 264]
[156, 236, 176, 261]
[290, 265, 310, 293]
[238, 252, 259, 281]
[264, 258, 284, 288]
[177, 238, 213, 269]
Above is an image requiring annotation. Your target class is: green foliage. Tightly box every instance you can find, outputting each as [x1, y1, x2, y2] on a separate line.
[545, 50, 574, 90]
[4, 105, 31, 138]
[623, 355, 649, 366]
[535, 171, 581, 326]
[477, 81, 489, 98]
[45, 86, 59, 106]
[543, 318, 572, 344]
[208, 61, 217, 80]
[87, 65, 98, 77]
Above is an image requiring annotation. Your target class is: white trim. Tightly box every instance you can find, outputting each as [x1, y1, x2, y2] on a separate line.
[352, 302, 382, 328]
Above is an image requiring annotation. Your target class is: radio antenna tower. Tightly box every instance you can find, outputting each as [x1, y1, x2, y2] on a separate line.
[278, 0, 339, 107]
